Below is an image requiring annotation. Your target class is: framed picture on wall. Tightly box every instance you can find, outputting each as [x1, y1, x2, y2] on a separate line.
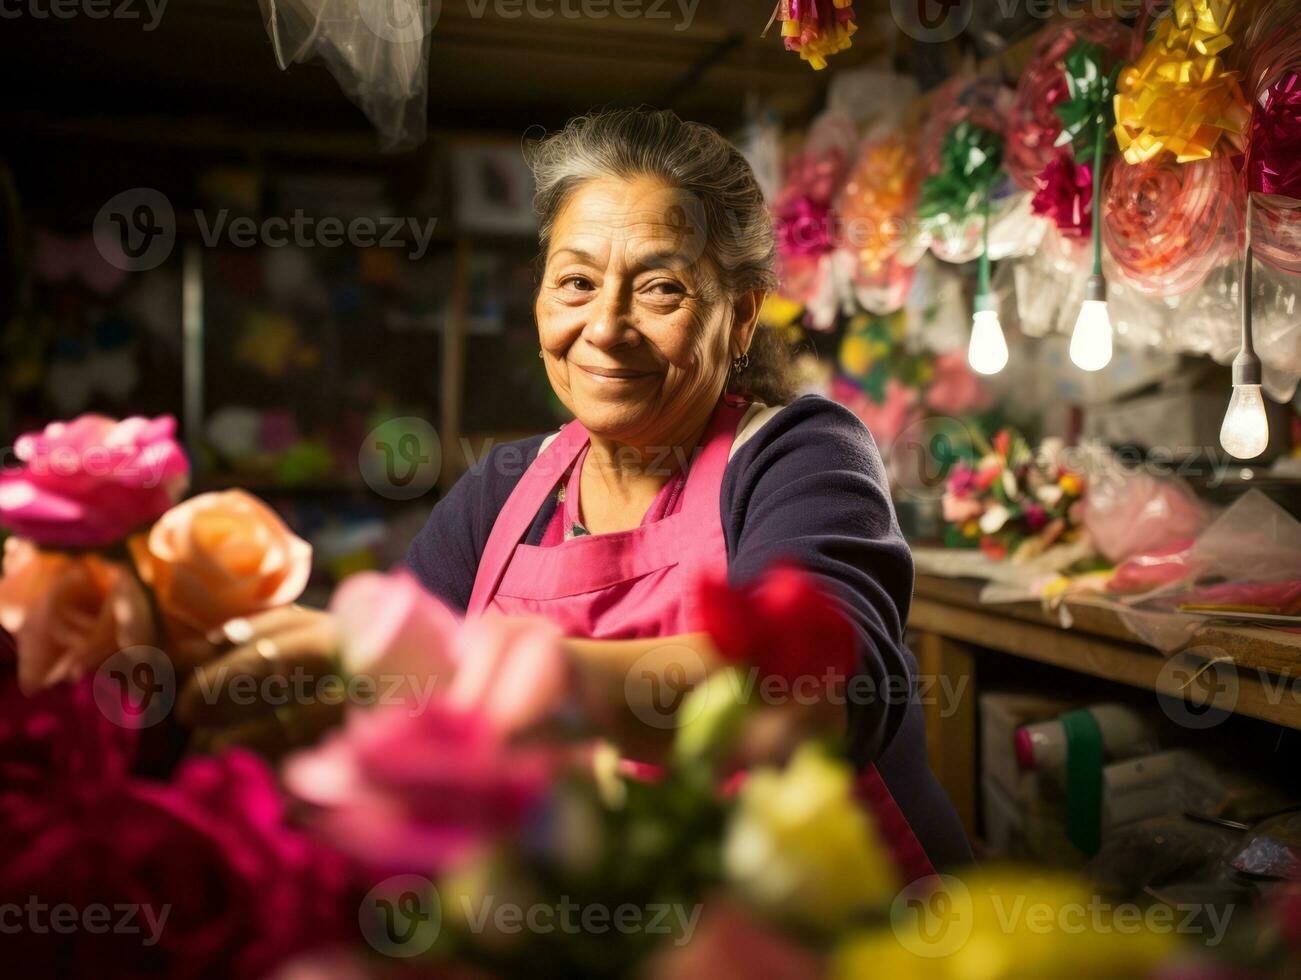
[450, 138, 536, 235]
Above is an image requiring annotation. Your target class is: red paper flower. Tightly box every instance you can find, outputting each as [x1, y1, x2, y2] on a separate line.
[1032, 156, 1094, 239]
[695, 564, 857, 687]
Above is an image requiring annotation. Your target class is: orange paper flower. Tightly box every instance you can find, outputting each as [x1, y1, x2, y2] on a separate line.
[133, 490, 312, 645]
[0, 538, 155, 693]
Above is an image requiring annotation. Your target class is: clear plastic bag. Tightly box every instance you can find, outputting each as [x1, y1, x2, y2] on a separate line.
[1083, 460, 1212, 564]
[258, 0, 431, 151]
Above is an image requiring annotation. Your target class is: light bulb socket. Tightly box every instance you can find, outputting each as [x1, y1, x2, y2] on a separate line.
[1231, 350, 1262, 387]
[1084, 274, 1107, 304]
[973, 293, 999, 314]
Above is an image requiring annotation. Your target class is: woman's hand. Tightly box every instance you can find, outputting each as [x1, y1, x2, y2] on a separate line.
[176, 605, 344, 757]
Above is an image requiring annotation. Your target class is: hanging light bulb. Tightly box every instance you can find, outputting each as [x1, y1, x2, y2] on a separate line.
[1069, 274, 1113, 371]
[969, 297, 1008, 375]
[1071, 121, 1113, 371]
[1220, 242, 1269, 459]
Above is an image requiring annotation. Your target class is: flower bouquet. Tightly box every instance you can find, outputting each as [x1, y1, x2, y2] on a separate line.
[940, 428, 1087, 562]
[0, 414, 313, 697]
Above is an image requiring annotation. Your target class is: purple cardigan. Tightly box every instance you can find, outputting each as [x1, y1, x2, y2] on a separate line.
[406, 395, 971, 869]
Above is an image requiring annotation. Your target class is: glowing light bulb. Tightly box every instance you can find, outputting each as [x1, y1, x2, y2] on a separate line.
[1219, 383, 1269, 459]
[968, 309, 1008, 375]
[1069, 299, 1113, 371]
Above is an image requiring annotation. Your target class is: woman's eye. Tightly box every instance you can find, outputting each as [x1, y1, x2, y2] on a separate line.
[558, 275, 595, 294]
[643, 280, 685, 297]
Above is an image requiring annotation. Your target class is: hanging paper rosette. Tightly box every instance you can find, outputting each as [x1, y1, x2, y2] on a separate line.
[772, 143, 848, 310]
[1102, 153, 1243, 296]
[836, 130, 924, 314]
[918, 76, 1012, 178]
[1006, 17, 1133, 192]
[768, 0, 857, 70]
[1113, 0, 1253, 164]
[1242, 0, 1301, 274]
[916, 121, 1009, 263]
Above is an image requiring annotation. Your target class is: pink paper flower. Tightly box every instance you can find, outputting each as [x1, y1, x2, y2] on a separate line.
[284, 701, 557, 874]
[830, 375, 918, 451]
[288, 578, 570, 873]
[0, 414, 188, 548]
[331, 569, 460, 698]
[925, 350, 993, 417]
[942, 493, 984, 524]
[1031, 156, 1094, 239]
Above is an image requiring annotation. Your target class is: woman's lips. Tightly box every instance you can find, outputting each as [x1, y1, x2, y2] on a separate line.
[574, 363, 655, 383]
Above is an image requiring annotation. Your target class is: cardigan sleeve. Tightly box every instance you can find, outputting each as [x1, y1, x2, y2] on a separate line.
[721, 395, 916, 765]
[404, 435, 546, 612]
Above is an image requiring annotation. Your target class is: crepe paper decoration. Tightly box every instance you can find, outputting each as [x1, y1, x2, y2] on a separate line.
[837, 130, 923, 277]
[1247, 72, 1301, 199]
[1006, 17, 1133, 191]
[766, 0, 857, 70]
[1102, 153, 1243, 296]
[1055, 41, 1123, 158]
[1032, 156, 1095, 239]
[852, 254, 918, 317]
[1113, 0, 1252, 164]
[773, 147, 847, 304]
[919, 76, 1014, 178]
[31, 229, 128, 295]
[917, 122, 1006, 233]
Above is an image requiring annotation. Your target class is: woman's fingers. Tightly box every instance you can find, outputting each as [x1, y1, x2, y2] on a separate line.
[176, 618, 340, 729]
[190, 699, 346, 759]
[208, 604, 331, 647]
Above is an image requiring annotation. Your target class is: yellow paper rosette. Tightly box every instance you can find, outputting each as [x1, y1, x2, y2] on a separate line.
[1113, 0, 1254, 164]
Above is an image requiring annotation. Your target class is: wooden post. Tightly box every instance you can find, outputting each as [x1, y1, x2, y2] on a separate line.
[916, 630, 978, 842]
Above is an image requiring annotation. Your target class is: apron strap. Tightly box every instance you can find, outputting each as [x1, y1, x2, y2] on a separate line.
[467, 418, 589, 615]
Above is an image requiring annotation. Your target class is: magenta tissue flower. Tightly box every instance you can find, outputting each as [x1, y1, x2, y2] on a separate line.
[0, 414, 189, 548]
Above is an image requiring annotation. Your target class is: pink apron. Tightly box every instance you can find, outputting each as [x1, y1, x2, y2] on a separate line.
[467, 399, 937, 883]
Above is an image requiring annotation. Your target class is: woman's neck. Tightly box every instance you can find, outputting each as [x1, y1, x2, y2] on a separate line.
[579, 411, 713, 532]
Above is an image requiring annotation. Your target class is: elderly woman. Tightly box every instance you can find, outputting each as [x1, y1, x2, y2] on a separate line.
[186, 108, 970, 872]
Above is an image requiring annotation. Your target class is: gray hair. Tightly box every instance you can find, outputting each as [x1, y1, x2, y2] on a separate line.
[523, 108, 797, 404]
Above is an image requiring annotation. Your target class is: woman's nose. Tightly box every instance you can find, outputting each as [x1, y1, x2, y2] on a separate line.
[583, 284, 638, 351]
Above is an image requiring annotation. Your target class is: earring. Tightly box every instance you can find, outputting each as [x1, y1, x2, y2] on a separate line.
[731, 350, 750, 373]
[538, 349, 544, 359]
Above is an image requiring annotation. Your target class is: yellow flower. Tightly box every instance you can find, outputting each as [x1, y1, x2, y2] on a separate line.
[759, 295, 804, 329]
[723, 745, 898, 933]
[1058, 473, 1083, 497]
[831, 869, 1175, 980]
[961, 520, 980, 539]
[839, 335, 874, 376]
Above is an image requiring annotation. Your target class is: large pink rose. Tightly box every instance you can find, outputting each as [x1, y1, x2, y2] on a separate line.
[0, 748, 356, 979]
[0, 415, 188, 548]
[0, 538, 156, 693]
[331, 568, 459, 698]
[284, 701, 558, 874]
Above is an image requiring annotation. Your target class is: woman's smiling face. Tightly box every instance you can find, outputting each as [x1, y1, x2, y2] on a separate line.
[536, 176, 754, 450]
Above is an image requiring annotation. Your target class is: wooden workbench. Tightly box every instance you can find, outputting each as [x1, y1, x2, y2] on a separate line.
[908, 573, 1301, 838]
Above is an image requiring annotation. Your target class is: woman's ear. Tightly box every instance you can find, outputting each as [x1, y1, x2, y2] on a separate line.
[730, 289, 766, 356]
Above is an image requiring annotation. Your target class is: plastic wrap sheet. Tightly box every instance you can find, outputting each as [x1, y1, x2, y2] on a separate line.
[258, 0, 431, 151]
[1100, 491, 1301, 651]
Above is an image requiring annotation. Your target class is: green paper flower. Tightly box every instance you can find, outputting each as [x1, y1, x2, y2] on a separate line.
[917, 121, 1005, 228]
[1054, 40, 1122, 158]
